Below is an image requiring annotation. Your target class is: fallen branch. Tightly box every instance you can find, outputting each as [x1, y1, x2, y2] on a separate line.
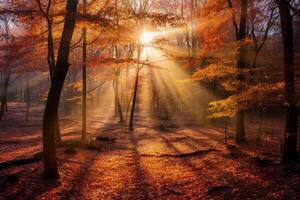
[140, 148, 216, 158]
[162, 187, 183, 195]
[0, 140, 22, 144]
[207, 185, 231, 194]
[0, 152, 43, 170]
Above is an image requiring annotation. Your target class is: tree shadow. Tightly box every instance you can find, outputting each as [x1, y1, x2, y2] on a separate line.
[152, 131, 282, 198]
[3, 164, 60, 200]
[58, 152, 100, 199]
[116, 132, 156, 199]
[175, 131, 218, 148]
[3, 148, 100, 199]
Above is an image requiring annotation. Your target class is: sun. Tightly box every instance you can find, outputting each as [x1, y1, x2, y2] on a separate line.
[140, 32, 156, 44]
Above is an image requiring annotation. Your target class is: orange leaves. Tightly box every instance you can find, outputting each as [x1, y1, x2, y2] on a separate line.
[209, 82, 285, 118]
[192, 63, 238, 82]
[195, 0, 232, 53]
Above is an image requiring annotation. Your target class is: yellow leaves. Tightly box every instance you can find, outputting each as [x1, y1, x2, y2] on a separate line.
[209, 82, 285, 119]
[244, 38, 254, 46]
[192, 63, 237, 81]
[195, 2, 232, 53]
[220, 80, 240, 91]
[234, 38, 254, 50]
[73, 81, 82, 91]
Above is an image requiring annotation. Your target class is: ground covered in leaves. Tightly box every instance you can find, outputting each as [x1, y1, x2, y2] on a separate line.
[0, 104, 300, 199]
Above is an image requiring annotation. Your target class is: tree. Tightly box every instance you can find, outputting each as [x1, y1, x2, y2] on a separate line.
[248, 0, 276, 71]
[228, 0, 248, 143]
[43, 0, 79, 180]
[0, 16, 11, 121]
[275, 0, 298, 162]
[36, 0, 63, 146]
[25, 73, 31, 121]
[81, 0, 88, 142]
[129, 44, 141, 131]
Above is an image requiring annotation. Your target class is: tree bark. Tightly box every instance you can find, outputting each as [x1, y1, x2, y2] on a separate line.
[81, 0, 88, 142]
[42, 0, 78, 180]
[129, 69, 140, 131]
[114, 76, 125, 123]
[129, 44, 141, 131]
[235, 0, 248, 143]
[81, 28, 87, 141]
[0, 17, 10, 120]
[0, 69, 10, 121]
[54, 117, 62, 146]
[25, 73, 31, 122]
[39, 0, 63, 145]
[277, 0, 298, 162]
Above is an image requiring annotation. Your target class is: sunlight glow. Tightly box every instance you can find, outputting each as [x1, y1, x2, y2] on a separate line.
[140, 32, 156, 44]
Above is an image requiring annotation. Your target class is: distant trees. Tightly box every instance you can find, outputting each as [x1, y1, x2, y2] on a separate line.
[248, 0, 277, 71]
[0, 0, 298, 180]
[0, 16, 11, 121]
[0, 67, 10, 120]
[193, 0, 299, 160]
[0, 41, 30, 121]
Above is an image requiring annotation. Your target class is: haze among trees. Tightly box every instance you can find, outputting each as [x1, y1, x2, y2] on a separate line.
[0, 0, 300, 199]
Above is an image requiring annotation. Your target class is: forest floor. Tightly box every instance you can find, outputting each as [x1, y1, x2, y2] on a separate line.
[0, 103, 300, 200]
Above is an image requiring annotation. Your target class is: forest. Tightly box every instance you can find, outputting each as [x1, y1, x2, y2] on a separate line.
[0, 0, 300, 199]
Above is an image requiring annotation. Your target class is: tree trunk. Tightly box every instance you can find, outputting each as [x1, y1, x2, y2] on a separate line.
[149, 68, 158, 115]
[0, 69, 10, 121]
[81, 0, 88, 142]
[55, 115, 62, 146]
[114, 76, 124, 123]
[112, 44, 124, 122]
[46, 9, 62, 146]
[235, 0, 248, 144]
[277, 0, 298, 162]
[25, 73, 31, 122]
[129, 44, 141, 131]
[129, 69, 140, 131]
[42, 0, 78, 180]
[18, 75, 23, 103]
[81, 28, 87, 142]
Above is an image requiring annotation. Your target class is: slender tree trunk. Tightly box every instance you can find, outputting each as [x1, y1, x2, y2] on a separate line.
[149, 68, 158, 115]
[235, 0, 248, 143]
[25, 73, 31, 122]
[0, 69, 10, 121]
[191, 0, 197, 58]
[81, 29, 87, 142]
[0, 73, 2, 103]
[277, 0, 298, 162]
[112, 44, 124, 122]
[45, 8, 63, 145]
[43, 0, 78, 180]
[81, 0, 88, 142]
[18, 75, 22, 103]
[224, 117, 229, 145]
[47, 19, 55, 78]
[129, 69, 140, 131]
[129, 44, 142, 130]
[114, 76, 124, 123]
